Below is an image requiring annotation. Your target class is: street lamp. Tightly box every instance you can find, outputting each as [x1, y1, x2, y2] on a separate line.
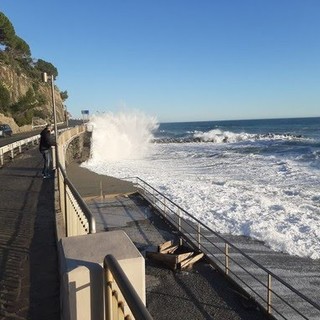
[42, 72, 58, 145]
[42, 72, 59, 171]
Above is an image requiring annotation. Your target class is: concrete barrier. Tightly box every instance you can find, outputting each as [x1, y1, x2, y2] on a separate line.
[58, 230, 145, 320]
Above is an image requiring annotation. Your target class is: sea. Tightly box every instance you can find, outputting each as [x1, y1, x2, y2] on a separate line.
[82, 113, 320, 260]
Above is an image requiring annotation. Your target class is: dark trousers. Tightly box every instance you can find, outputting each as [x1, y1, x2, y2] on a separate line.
[41, 149, 52, 176]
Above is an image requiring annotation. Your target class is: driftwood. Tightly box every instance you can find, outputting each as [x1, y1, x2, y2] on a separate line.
[146, 240, 204, 270]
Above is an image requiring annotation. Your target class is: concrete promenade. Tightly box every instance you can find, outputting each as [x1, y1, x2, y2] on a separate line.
[0, 147, 59, 319]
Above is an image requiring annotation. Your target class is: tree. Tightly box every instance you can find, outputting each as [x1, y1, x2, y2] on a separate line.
[60, 90, 68, 101]
[0, 12, 15, 48]
[12, 36, 31, 56]
[35, 59, 58, 79]
[0, 83, 10, 112]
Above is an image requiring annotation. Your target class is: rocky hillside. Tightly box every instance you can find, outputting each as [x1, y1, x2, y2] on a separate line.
[0, 11, 67, 133]
[0, 62, 66, 133]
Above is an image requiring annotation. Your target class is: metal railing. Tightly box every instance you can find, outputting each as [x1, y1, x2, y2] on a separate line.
[57, 162, 96, 236]
[126, 177, 320, 320]
[0, 135, 39, 166]
[56, 125, 96, 236]
[104, 254, 153, 320]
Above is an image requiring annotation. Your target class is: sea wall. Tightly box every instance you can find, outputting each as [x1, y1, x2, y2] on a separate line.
[65, 131, 91, 165]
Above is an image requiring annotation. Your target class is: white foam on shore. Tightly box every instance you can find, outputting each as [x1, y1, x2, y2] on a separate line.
[83, 115, 320, 260]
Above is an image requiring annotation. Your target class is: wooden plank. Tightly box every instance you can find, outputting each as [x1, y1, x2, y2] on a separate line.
[158, 240, 175, 252]
[175, 252, 194, 263]
[179, 253, 204, 269]
[160, 245, 179, 254]
[146, 251, 177, 270]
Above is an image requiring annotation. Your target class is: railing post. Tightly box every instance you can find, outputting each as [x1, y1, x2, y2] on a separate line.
[105, 266, 113, 320]
[178, 208, 183, 246]
[90, 215, 96, 234]
[10, 145, 14, 159]
[0, 150, 3, 166]
[197, 223, 201, 250]
[267, 273, 272, 314]
[18, 142, 22, 153]
[64, 179, 68, 237]
[163, 196, 166, 217]
[225, 243, 229, 275]
[52, 146, 56, 170]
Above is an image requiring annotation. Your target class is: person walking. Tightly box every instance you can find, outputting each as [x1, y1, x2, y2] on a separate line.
[39, 124, 56, 178]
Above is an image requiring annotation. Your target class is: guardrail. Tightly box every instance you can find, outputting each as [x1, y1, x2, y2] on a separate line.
[56, 125, 96, 236]
[126, 177, 320, 320]
[0, 135, 39, 166]
[104, 254, 153, 320]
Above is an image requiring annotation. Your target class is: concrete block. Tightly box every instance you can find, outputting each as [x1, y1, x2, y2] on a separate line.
[59, 230, 145, 320]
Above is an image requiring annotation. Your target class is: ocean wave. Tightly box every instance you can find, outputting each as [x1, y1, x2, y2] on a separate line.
[154, 129, 305, 144]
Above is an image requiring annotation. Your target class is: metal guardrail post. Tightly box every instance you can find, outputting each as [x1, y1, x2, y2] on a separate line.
[178, 208, 183, 246]
[225, 243, 229, 275]
[267, 274, 272, 314]
[0, 150, 3, 166]
[10, 145, 14, 159]
[64, 177, 68, 237]
[197, 223, 201, 250]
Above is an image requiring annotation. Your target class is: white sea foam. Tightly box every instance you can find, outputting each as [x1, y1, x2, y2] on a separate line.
[194, 129, 256, 143]
[192, 129, 306, 143]
[83, 114, 320, 260]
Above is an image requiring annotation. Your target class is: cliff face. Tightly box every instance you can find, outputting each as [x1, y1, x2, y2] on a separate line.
[0, 63, 65, 132]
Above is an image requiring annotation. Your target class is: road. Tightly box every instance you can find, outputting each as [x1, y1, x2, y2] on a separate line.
[0, 120, 83, 147]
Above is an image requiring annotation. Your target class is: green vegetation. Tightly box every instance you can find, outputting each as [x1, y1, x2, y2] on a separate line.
[0, 83, 10, 112]
[0, 11, 67, 125]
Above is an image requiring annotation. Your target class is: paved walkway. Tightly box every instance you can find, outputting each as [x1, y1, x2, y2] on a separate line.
[0, 147, 59, 320]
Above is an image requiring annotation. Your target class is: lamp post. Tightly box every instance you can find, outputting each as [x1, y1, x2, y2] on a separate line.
[42, 72, 58, 170]
[42, 72, 58, 145]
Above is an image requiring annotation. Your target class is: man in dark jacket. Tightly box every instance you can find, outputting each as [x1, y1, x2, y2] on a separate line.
[39, 124, 56, 178]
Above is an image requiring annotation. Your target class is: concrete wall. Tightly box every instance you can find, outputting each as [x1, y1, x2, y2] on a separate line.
[59, 230, 145, 320]
[65, 131, 91, 166]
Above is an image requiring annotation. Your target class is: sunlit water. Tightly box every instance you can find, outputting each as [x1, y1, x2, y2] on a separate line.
[83, 113, 320, 259]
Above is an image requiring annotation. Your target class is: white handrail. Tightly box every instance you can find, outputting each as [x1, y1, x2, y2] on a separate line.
[0, 135, 39, 166]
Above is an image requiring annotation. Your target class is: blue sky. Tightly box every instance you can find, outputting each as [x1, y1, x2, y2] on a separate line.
[1, 0, 320, 122]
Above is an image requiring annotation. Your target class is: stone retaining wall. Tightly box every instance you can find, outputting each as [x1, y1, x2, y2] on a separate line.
[65, 131, 91, 165]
